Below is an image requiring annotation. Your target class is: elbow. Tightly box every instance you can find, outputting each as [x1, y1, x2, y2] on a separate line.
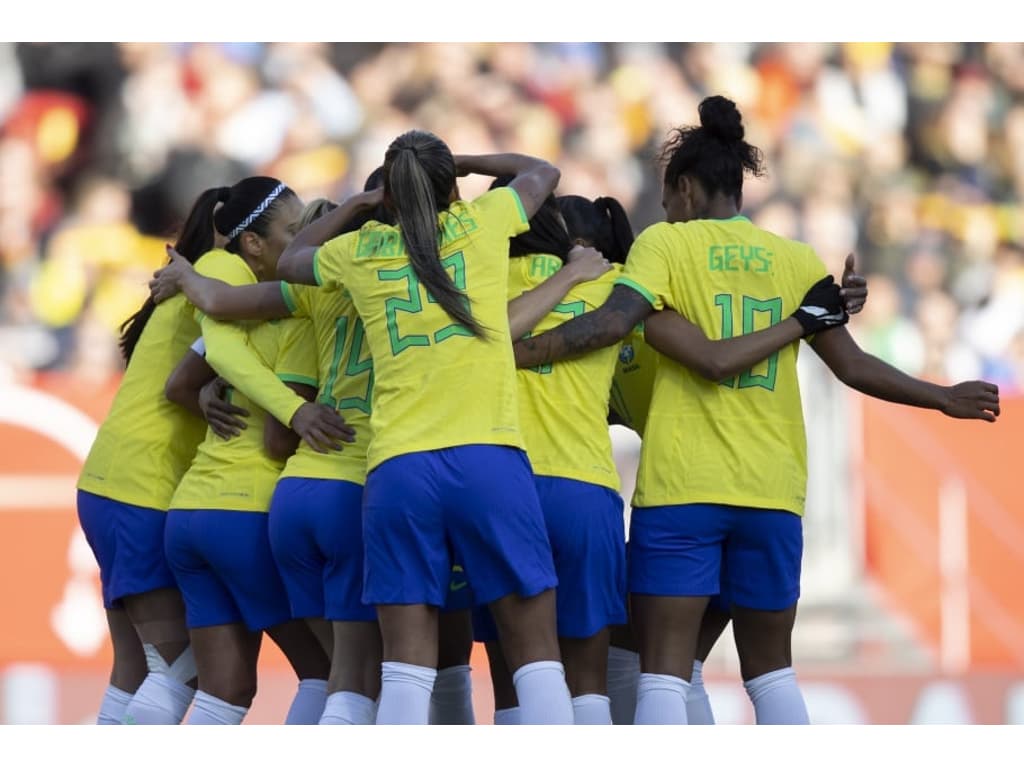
[699, 359, 726, 382]
[164, 376, 188, 408]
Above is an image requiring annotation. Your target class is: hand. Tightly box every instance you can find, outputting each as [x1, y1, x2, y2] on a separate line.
[793, 275, 848, 336]
[941, 381, 1000, 422]
[199, 377, 249, 439]
[565, 245, 611, 283]
[149, 245, 192, 304]
[839, 253, 868, 315]
[290, 402, 357, 453]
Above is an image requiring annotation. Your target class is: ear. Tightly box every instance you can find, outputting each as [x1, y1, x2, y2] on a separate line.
[240, 231, 263, 257]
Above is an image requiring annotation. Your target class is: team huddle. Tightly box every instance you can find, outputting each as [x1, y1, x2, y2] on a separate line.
[76, 95, 1001, 726]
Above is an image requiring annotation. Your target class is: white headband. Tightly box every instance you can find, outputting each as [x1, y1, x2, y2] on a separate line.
[226, 183, 286, 241]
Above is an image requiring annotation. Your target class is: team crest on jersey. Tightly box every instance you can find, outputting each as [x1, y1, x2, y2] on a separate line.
[619, 344, 635, 364]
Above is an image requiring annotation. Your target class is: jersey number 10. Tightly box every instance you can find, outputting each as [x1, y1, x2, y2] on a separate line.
[714, 294, 783, 391]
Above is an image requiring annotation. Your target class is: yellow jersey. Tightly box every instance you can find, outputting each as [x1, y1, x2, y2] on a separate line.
[192, 250, 308, 429]
[509, 255, 621, 490]
[314, 186, 530, 471]
[77, 295, 207, 510]
[609, 324, 659, 438]
[617, 216, 828, 515]
[169, 315, 317, 512]
[279, 281, 372, 485]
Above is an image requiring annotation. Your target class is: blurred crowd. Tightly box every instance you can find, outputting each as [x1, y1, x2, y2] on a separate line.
[1, 42, 1022, 390]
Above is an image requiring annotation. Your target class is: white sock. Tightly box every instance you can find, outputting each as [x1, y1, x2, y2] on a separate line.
[744, 667, 809, 725]
[493, 706, 521, 725]
[284, 678, 328, 725]
[185, 690, 248, 725]
[122, 672, 194, 725]
[429, 665, 475, 724]
[635, 673, 689, 724]
[511, 661, 574, 724]
[376, 661, 437, 724]
[606, 647, 640, 725]
[319, 691, 377, 725]
[97, 685, 133, 725]
[572, 694, 612, 725]
[686, 660, 715, 724]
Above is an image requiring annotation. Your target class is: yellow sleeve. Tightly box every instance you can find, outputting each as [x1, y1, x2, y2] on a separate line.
[280, 282, 310, 318]
[616, 223, 674, 311]
[274, 318, 318, 389]
[200, 317, 307, 426]
[312, 232, 356, 290]
[473, 187, 530, 239]
[193, 250, 307, 426]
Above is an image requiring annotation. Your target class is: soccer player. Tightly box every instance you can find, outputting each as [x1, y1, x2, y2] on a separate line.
[514, 95, 1000, 724]
[76, 188, 226, 725]
[161, 177, 349, 725]
[275, 131, 576, 725]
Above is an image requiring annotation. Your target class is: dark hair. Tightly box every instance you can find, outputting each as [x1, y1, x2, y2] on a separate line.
[383, 130, 482, 337]
[340, 165, 394, 234]
[214, 176, 298, 254]
[118, 176, 295, 364]
[660, 95, 765, 205]
[489, 175, 572, 261]
[558, 194, 634, 264]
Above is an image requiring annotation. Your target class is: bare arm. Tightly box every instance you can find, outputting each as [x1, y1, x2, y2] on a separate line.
[508, 247, 611, 339]
[151, 250, 290, 320]
[810, 326, 1000, 421]
[264, 382, 317, 461]
[644, 310, 806, 381]
[454, 153, 560, 219]
[278, 188, 384, 286]
[165, 349, 217, 419]
[512, 284, 653, 368]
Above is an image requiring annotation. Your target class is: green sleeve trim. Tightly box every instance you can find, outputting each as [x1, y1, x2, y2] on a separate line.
[615, 276, 658, 308]
[312, 247, 324, 286]
[278, 373, 318, 388]
[280, 282, 298, 315]
[508, 187, 528, 224]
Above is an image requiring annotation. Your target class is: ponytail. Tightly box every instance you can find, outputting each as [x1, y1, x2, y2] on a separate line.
[118, 187, 226, 363]
[595, 196, 635, 265]
[386, 138, 483, 338]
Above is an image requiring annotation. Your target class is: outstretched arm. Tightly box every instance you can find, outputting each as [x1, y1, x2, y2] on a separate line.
[508, 247, 611, 339]
[645, 310, 806, 381]
[150, 247, 289, 320]
[278, 188, 384, 286]
[810, 326, 1000, 421]
[454, 153, 560, 219]
[513, 284, 652, 368]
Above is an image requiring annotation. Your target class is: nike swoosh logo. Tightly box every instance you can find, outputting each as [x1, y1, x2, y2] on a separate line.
[449, 580, 468, 592]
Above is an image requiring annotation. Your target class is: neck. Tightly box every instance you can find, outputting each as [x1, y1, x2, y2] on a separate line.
[704, 196, 740, 220]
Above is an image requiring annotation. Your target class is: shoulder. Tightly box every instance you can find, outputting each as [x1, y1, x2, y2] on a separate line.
[194, 249, 255, 284]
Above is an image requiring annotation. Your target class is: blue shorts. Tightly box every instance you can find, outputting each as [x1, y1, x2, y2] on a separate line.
[165, 509, 293, 631]
[628, 503, 802, 611]
[444, 564, 473, 613]
[268, 477, 376, 623]
[77, 490, 178, 609]
[362, 445, 556, 608]
[476, 476, 626, 641]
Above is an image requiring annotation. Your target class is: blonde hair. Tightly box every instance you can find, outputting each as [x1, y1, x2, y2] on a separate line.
[298, 197, 339, 228]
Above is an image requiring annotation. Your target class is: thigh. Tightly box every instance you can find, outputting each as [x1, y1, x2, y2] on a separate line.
[628, 504, 726, 598]
[724, 507, 803, 611]
[537, 476, 627, 639]
[165, 510, 242, 630]
[319, 480, 376, 623]
[195, 510, 294, 632]
[77, 490, 118, 608]
[445, 446, 556, 606]
[362, 453, 448, 607]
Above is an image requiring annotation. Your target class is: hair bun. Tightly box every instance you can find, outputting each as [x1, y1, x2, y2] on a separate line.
[216, 186, 231, 203]
[699, 95, 744, 142]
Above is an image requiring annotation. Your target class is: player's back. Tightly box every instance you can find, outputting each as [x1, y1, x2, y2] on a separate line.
[78, 295, 206, 511]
